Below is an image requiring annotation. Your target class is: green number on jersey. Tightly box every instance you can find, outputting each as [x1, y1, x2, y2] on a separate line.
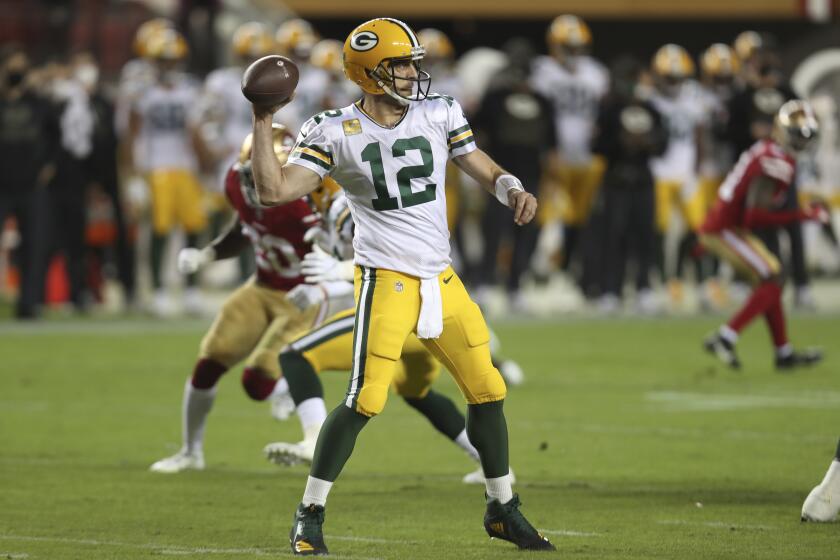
[312, 109, 343, 125]
[361, 136, 436, 211]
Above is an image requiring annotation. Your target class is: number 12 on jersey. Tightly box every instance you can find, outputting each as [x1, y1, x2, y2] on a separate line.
[361, 136, 436, 211]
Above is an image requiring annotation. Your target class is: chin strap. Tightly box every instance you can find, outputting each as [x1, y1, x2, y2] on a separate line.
[378, 80, 410, 106]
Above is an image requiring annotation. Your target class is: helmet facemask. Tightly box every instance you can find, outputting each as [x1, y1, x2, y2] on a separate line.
[369, 48, 431, 106]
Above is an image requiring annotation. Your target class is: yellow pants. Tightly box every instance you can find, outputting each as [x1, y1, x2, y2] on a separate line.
[286, 308, 441, 399]
[346, 265, 506, 417]
[199, 279, 319, 377]
[539, 157, 605, 226]
[700, 230, 781, 285]
[655, 178, 707, 233]
[148, 169, 207, 234]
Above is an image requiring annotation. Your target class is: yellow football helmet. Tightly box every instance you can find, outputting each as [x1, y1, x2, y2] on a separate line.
[238, 123, 296, 166]
[276, 18, 318, 59]
[701, 43, 740, 79]
[144, 28, 189, 61]
[547, 15, 592, 51]
[417, 28, 454, 61]
[774, 99, 819, 153]
[133, 18, 174, 58]
[652, 44, 695, 79]
[343, 18, 429, 104]
[734, 30, 763, 63]
[310, 39, 343, 74]
[232, 22, 274, 60]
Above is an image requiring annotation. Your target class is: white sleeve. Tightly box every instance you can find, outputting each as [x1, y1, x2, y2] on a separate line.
[446, 98, 477, 158]
[288, 117, 336, 178]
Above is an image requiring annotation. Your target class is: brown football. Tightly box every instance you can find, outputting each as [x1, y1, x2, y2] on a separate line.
[241, 55, 299, 106]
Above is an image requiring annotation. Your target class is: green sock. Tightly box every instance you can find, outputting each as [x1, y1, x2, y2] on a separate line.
[310, 405, 369, 482]
[280, 351, 324, 405]
[403, 390, 465, 441]
[467, 400, 509, 479]
[150, 234, 166, 290]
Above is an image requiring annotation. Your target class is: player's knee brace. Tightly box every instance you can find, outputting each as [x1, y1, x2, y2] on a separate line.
[241, 367, 277, 401]
[191, 357, 227, 389]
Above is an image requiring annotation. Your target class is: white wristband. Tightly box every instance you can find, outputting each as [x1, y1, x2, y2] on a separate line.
[494, 174, 525, 207]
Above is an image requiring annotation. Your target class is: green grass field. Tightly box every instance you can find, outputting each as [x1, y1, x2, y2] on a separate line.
[1, 314, 839, 559]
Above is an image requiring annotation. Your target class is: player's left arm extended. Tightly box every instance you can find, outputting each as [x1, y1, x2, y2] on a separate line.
[453, 148, 538, 226]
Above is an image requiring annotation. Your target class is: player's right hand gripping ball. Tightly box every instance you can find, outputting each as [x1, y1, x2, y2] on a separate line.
[241, 55, 299, 106]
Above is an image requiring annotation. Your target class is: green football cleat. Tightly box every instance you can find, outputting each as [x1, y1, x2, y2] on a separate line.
[289, 503, 328, 556]
[484, 494, 555, 551]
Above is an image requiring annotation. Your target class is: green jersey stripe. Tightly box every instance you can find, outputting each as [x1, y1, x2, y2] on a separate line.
[295, 152, 332, 171]
[449, 135, 476, 151]
[448, 124, 471, 139]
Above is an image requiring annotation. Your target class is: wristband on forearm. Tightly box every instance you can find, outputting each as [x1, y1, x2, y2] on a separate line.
[494, 174, 525, 207]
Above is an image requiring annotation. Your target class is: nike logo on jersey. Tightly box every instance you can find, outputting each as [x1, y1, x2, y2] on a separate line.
[443, 274, 454, 284]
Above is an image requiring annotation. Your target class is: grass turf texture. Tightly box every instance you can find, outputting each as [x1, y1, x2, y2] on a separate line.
[1, 315, 838, 559]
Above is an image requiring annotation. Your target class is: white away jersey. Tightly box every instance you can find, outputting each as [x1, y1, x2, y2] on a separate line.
[531, 55, 608, 165]
[133, 77, 201, 172]
[288, 94, 476, 278]
[649, 81, 706, 183]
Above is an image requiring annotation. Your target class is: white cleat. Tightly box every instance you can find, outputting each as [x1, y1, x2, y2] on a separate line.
[498, 360, 525, 387]
[802, 484, 840, 522]
[149, 448, 205, 473]
[269, 389, 296, 422]
[183, 288, 206, 317]
[264, 440, 315, 466]
[150, 290, 175, 318]
[462, 467, 516, 485]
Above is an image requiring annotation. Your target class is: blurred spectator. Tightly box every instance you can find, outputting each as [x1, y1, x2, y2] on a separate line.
[594, 56, 667, 313]
[471, 38, 557, 311]
[0, 48, 56, 318]
[728, 42, 811, 307]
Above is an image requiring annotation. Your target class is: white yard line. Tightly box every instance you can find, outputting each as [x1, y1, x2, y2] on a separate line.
[0, 534, 385, 559]
[658, 519, 774, 531]
[538, 528, 600, 537]
[646, 390, 840, 412]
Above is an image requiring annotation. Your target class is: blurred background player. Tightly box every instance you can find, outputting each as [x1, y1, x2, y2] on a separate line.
[647, 43, 709, 310]
[728, 32, 814, 308]
[150, 125, 323, 473]
[127, 28, 209, 316]
[417, 28, 460, 99]
[274, 18, 327, 133]
[701, 100, 825, 370]
[308, 38, 359, 110]
[594, 56, 667, 313]
[694, 43, 742, 306]
[532, 15, 608, 294]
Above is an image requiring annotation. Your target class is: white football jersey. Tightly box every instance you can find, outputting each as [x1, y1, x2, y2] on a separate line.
[275, 63, 332, 133]
[288, 94, 475, 278]
[202, 66, 254, 185]
[133, 76, 201, 172]
[531, 55, 608, 165]
[649, 81, 706, 183]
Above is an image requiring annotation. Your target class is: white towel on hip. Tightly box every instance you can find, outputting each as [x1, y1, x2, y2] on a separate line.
[417, 276, 443, 339]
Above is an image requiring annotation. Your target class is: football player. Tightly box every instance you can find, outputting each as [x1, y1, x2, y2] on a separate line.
[647, 44, 710, 308]
[263, 189, 522, 485]
[149, 125, 329, 473]
[701, 100, 826, 370]
[308, 39, 360, 111]
[248, 17, 553, 554]
[531, 15, 608, 280]
[274, 18, 329, 133]
[126, 28, 209, 316]
[201, 22, 275, 192]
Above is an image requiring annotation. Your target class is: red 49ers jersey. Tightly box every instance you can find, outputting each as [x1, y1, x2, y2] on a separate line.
[702, 139, 796, 232]
[224, 165, 319, 291]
